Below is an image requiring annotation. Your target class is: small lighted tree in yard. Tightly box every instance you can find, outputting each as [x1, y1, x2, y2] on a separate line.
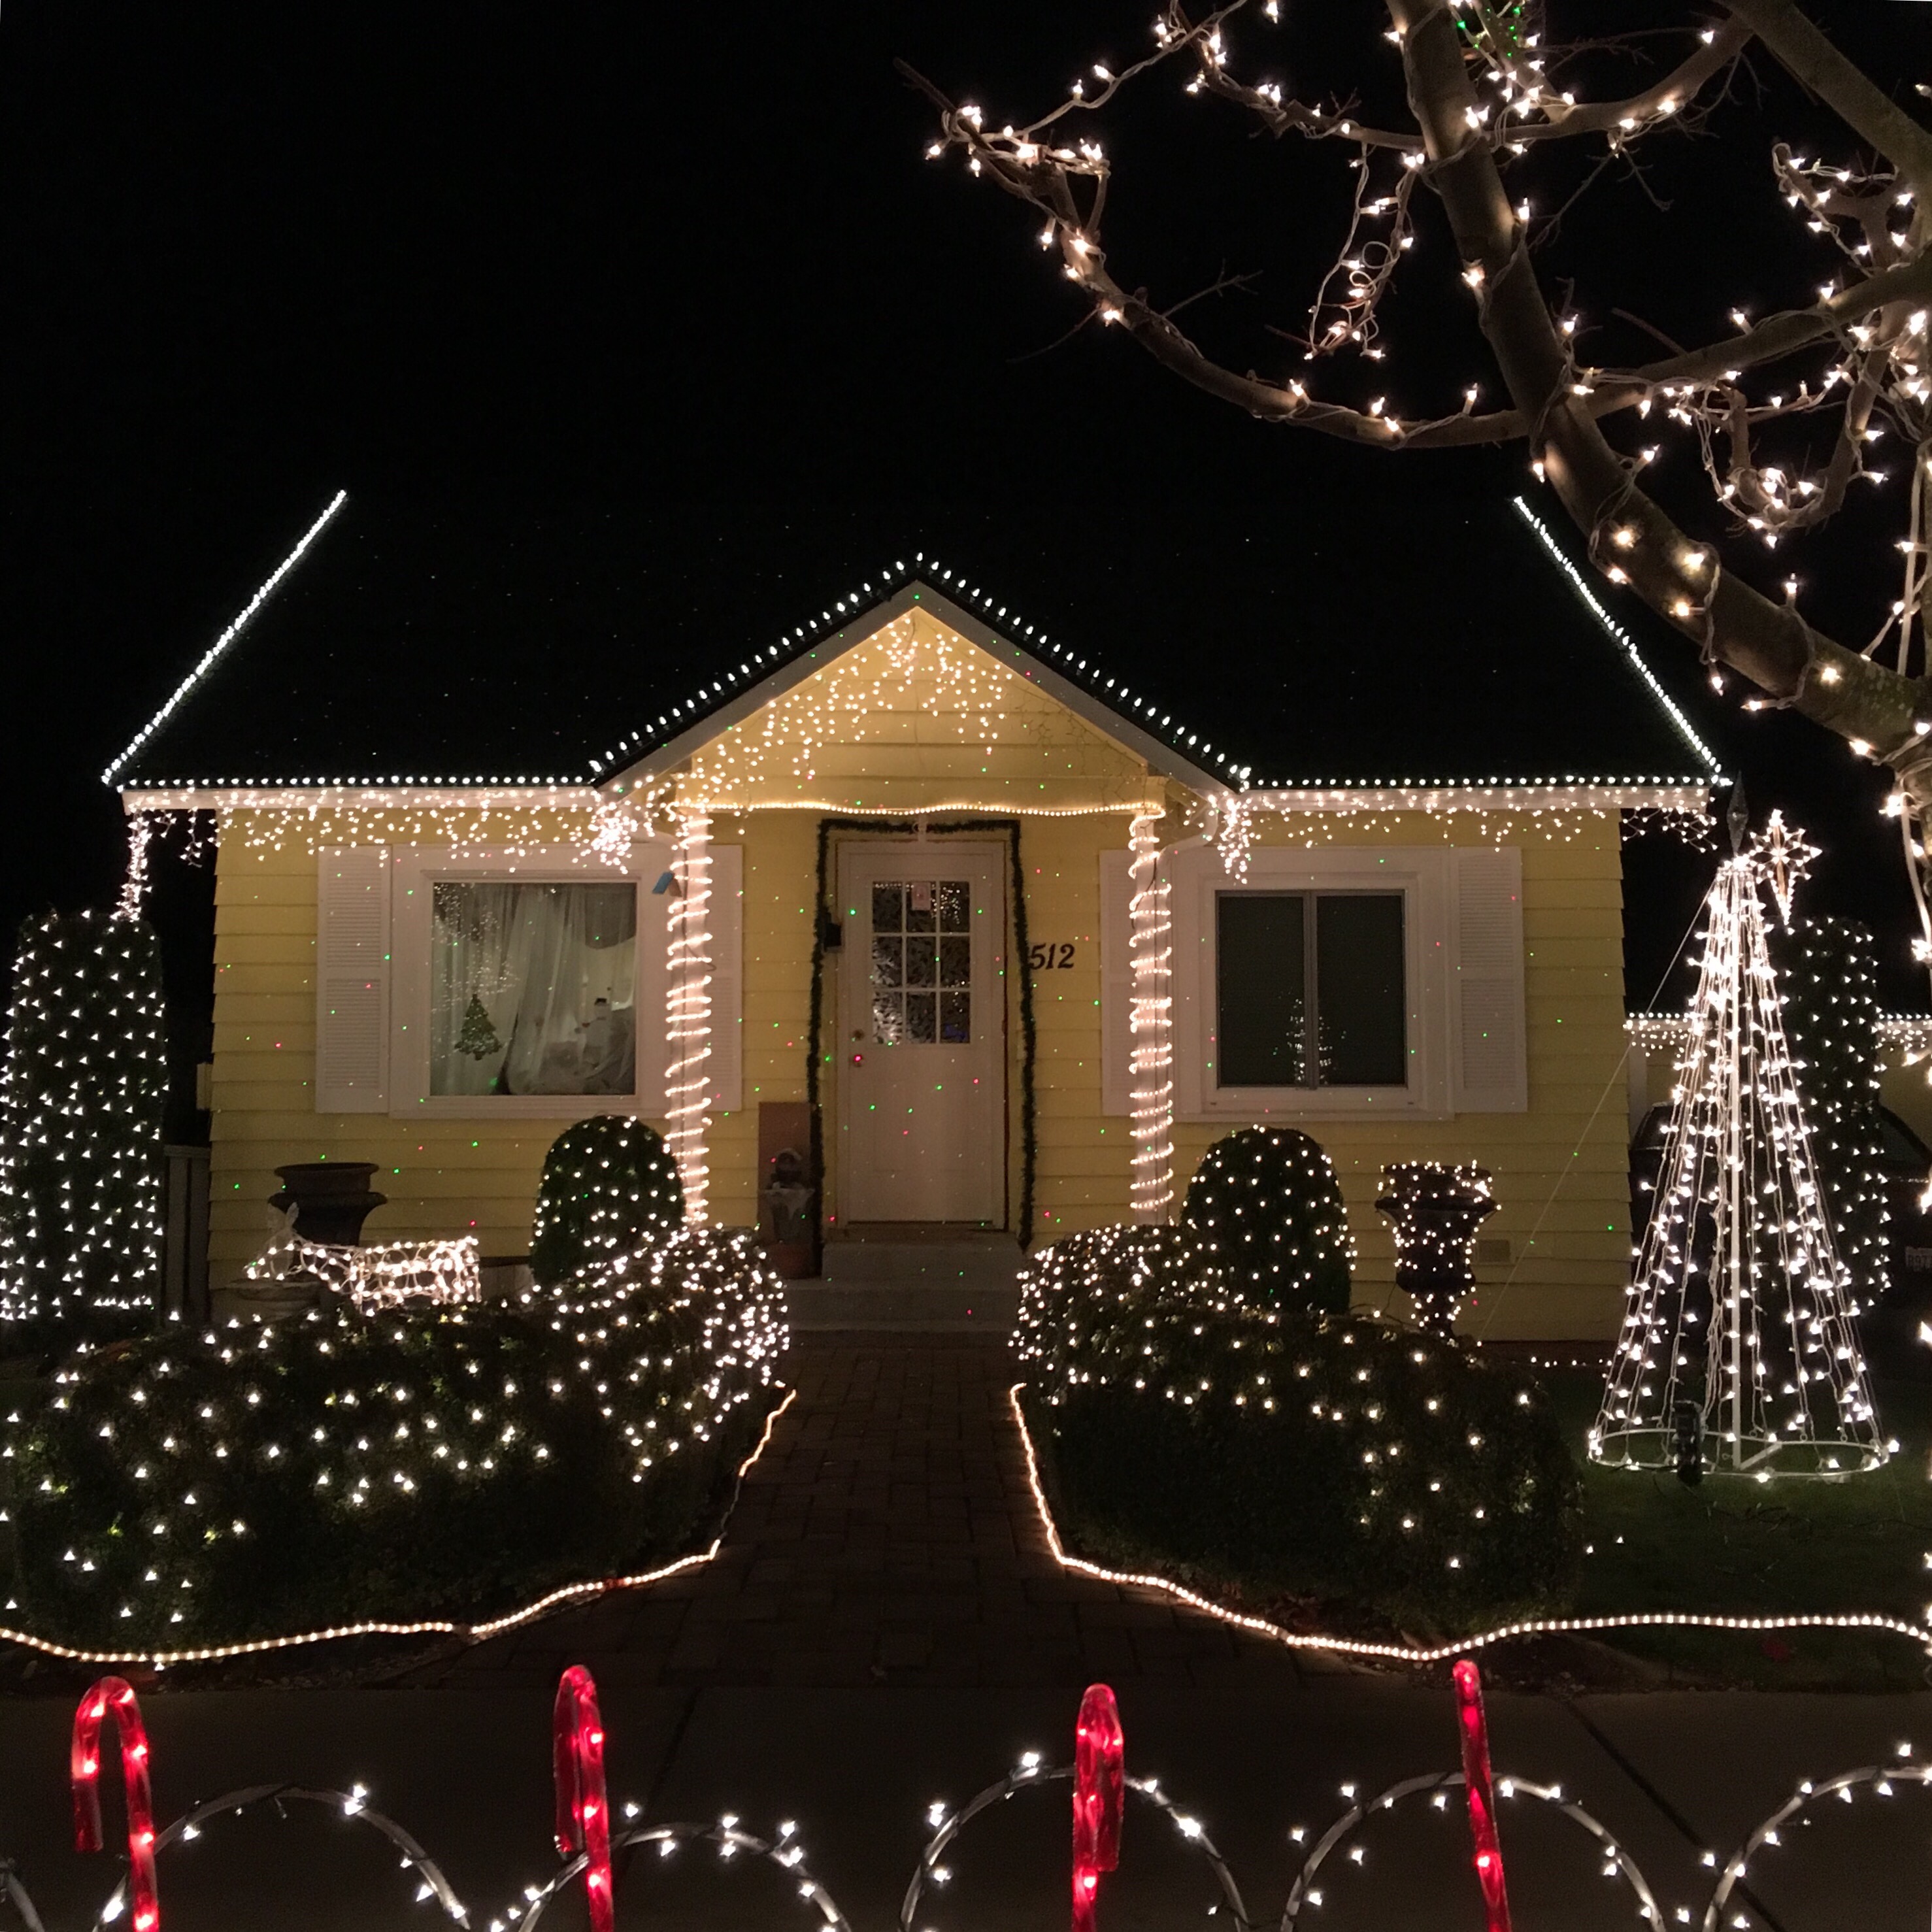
[0, 910, 167, 1331]
[1593, 813, 1886, 1475]
[910, 1, 1932, 1000]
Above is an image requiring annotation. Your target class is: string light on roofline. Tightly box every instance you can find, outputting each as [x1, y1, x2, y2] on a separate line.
[101, 492, 349, 786]
[1512, 500, 1724, 779]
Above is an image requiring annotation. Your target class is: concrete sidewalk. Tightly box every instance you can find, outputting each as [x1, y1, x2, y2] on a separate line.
[0, 1679, 1928, 1928]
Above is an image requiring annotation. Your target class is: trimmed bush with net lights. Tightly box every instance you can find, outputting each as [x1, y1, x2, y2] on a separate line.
[0, 1227, 788, 1648]
[1014, 1143, 1580, 1629]
[530, 1116, 685, 1290]
[1774, 916, 1890, 1302]
[0, 910, 167, 1350]
[1179, 1125, 1353, 1315]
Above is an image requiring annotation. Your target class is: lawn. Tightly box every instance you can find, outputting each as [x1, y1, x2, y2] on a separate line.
[1547, 1369, 1932, 1689]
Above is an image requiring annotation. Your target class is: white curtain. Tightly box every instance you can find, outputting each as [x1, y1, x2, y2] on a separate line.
[430, 883, 637, 1096]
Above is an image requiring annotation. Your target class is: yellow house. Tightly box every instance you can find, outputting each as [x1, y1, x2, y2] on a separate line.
[113, 493, 1720, 1339]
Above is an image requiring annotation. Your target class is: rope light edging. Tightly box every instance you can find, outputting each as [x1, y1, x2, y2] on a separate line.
[0, 1390, 795, 1671]
[1008, 1384, 1932, 1667]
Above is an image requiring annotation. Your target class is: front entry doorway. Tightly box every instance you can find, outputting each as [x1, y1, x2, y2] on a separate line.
[835, 841, 1005, 1225]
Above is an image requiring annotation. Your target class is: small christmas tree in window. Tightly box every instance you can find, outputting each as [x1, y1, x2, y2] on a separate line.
[454, 993, 502, 1061]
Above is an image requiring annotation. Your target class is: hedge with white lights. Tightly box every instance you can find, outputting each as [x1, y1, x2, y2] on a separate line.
[1178, 1126, 1354, 1315]
[1015, 1223, 1581, 1627]
[0, 1227, 788, 1647]
[0, 910, 167, 1347]
[1774, 916, 1890, 1301]
[530, 1115, 686, 1291]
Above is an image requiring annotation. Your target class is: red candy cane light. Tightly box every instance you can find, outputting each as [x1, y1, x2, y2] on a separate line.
[552, 1665, 614, 1932]
[72, 1676, 159, 1932]
[1452, 1658, 1513, 1932]
[1072, 1683, 1125, 1932]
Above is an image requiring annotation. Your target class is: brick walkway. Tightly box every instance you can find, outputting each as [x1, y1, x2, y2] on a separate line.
[424, 1335, 1310, 1690]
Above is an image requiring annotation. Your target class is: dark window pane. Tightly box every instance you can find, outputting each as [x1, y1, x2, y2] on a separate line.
[906, 992, 937, 1042]
[907, 880, 936, 932]
[939, 937, 971, 987]
[872, 882, 903, 933]
[939, 991, 971, 1042]
[937, 881, 970, 932]
[1316, 895, 1407, 1085]
[905, 938, 937, 987]
[871, 937, 903, 988]
[1216, 895, 1307, 1087]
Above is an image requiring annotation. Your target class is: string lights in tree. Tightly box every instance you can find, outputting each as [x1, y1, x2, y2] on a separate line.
[0, 910, 167, 1335]
[1593, 810, 1888, 1477]
[1126, 809, 1175, 1224]
[665, 805, 714, 1224]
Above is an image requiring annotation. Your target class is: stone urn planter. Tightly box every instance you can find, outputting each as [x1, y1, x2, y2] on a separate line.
[269, 1161, 387, 1244]
[1375, 1162, 1497, 1342]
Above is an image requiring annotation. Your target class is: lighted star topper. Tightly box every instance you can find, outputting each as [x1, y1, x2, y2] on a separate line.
[1754, 808, 1818, 927]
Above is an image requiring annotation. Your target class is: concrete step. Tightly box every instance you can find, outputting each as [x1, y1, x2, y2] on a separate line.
[784, 1280, 1020, 1333]
[819, 1241, 1022, 1289]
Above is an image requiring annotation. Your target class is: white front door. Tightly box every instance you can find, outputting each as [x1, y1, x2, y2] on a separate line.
[837, 841, 1005, 1224]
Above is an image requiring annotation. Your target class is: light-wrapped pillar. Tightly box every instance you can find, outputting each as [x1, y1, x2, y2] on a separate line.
[665, 804, 714, 1224]
[1127, 809, 1175, 1224]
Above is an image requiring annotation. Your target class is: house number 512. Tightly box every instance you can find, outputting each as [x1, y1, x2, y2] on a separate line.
[1027, 943, 1075, 970]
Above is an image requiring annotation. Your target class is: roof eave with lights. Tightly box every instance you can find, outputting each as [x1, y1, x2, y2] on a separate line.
[108, 501, 1725, 814]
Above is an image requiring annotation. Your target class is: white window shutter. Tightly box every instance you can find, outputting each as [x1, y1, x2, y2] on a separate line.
[316, 847, 391, 1112]
[1450, 846, 1527, 1113]
[1099, 848, 1132, 1116]
[708, 843, 744, 1115]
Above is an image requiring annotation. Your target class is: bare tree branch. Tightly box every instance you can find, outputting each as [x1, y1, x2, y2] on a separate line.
[1512, 16, 1755, 143]
[1720, 0, 1932, 192]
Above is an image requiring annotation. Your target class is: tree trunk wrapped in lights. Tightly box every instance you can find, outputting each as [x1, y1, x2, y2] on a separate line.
[1376, 1163, 1497, 1342]
[0, 910, 167, 1333]
[1593, 813, 1887, 1476]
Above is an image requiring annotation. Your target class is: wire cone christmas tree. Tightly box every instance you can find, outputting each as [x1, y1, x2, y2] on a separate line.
[1593, 808, 1886, 1477]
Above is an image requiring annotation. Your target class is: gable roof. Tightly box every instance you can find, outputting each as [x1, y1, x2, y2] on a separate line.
[108, 490, 1722, 800]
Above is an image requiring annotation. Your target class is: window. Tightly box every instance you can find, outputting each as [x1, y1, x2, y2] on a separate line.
[429, 882, 638, 1096]
[1216, 892, 1406, 1088]
[869, 878, 973, 1044]
[346, 839, 741, 1120]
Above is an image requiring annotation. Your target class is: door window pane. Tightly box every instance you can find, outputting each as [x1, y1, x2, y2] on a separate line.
[430, 882, 637, 1096]
[870, 878, 972, 1044]
[1216, 895, 1306, 1086]
[1316, 895, 1407, 1085]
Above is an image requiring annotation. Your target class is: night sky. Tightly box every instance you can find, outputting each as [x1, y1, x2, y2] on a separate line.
[3, 0, 1929, 1061]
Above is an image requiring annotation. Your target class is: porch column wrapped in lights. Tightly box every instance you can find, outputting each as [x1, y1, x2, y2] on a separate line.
[1126, 810, 1174, 1225]
[665, 804, 714, 1224]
